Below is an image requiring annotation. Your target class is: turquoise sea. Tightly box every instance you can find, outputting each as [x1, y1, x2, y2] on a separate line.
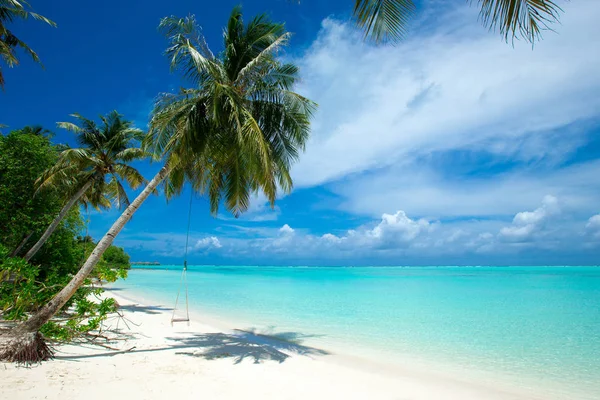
[113, 266, 600, 398]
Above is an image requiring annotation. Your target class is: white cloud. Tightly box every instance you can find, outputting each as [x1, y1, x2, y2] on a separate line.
[275, 211, 433, 253]
[213, 196, 596, 261]
[294, 1, 600, 187]
[586, 214, 600, 241]
[363, 211, 432, 248]
[586, 215, 600, 230]
[279, 224, 295, 235]
[290, 0, 600, 221]
[116, 201, 599, 264]
[332, 158, 600, 218]
[499, 195, 560, 242]
[194, 236, 222, 250]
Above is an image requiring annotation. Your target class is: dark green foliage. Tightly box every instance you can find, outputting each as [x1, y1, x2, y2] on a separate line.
[0, 128, 61, 251]
[102, 245, 131, 269]
[0, 241, 128, 341]
[0, 128, 129, 342]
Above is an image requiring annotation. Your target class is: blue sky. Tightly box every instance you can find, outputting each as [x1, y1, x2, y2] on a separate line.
[1, 0, 599, 266]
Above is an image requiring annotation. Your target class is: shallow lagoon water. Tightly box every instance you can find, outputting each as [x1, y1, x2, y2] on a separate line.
[113, 266, 600, 398]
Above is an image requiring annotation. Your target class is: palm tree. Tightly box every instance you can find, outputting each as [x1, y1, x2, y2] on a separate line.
[0, 0, 55, 89]
[352, 0, 563, 44]
[22, 111, 148, 262]
[0, 6, 315, 363]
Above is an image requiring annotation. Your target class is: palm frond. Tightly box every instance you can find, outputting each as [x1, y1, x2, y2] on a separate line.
[113, 163, 147, 189]
[476, 0, 563, 44]
[235, 32, 291, 85]
[353, 0, 416, 44]
[56, 121, 82, 134]
[158, 14, 219, 85]
[106, 175, 131, 209]
[114, 147, 149, 162]
[0, 0, 55, 89]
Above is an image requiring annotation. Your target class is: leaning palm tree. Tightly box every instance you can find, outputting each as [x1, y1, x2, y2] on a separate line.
[0, 0, 55, 89]
[0, 6, 315, 362]
[22, 111, 148, 262]
[351, 0, 563, 44]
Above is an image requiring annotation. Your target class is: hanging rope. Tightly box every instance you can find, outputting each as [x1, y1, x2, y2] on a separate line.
[171, 190, 193, 325]
[82, 207, 91, 264]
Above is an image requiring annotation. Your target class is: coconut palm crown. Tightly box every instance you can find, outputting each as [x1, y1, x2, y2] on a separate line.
[148, 6, 316, 216]
[42, 111, 148, 209]
[23, 111, 148, 261]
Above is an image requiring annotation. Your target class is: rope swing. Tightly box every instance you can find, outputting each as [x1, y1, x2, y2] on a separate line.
[171, 190, 193, 326]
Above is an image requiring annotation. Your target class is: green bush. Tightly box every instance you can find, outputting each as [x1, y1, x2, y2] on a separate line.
[0, 128, 130, 341]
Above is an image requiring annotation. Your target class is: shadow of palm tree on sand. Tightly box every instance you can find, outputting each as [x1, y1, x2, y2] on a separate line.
[116, 304, 173, 315]
[54, 328, 328, 364]
[170, 329, 329, 364]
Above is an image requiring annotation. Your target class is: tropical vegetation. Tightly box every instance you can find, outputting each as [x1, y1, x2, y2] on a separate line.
[23, 111, 148, 262]
[0, 128, 130, 359]
[0, 6, 315, 362]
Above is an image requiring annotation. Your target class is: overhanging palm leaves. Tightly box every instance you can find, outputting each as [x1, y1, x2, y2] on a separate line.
[0, 0, 55, 89]
[352, 0, 563, 44]
[149, 7, 316, 216]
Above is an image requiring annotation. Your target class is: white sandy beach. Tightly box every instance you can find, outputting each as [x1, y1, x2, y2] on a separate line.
[0, 290, 573, 400]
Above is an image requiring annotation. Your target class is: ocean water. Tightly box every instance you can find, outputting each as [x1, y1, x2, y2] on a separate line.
[112, 266, 600, 398]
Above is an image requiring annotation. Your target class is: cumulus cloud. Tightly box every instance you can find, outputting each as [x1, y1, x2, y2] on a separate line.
[360, 211, 433, 248]
[586, 214, 600, 240]
[214, 197, 598, 261]
[116, 202, 599, 264]
[279, 224, 295, 235]
[586, 215, 600, 230]
[194, 236, 222, 250]
[272, 211, 433, 253]
[499, 196, 560, 242]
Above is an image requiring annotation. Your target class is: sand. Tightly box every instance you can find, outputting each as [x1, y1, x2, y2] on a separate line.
[0, 290, 563, 400]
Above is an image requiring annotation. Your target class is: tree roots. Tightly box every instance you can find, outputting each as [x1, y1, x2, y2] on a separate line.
[0, 331, 54, 364]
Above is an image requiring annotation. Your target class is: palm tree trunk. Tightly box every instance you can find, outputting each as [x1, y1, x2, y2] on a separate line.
[6, 165, 170, 343]
[10, 232, 34, 257]
[24, 180, 94, 262]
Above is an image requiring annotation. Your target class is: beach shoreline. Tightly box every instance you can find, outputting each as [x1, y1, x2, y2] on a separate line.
[1, 286, 589, 400]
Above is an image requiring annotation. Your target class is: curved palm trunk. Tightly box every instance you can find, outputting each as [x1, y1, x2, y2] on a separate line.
[10, 232, 34, 257]
[12, 165, 170, 337]
[24, 180, 94, 262]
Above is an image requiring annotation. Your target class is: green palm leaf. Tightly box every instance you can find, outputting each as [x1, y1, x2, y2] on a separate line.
[351, 0, 564, 44]
[477, 0, 563, 43]
[353, 0, 416, 44]
[0, 0, 55, 88]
